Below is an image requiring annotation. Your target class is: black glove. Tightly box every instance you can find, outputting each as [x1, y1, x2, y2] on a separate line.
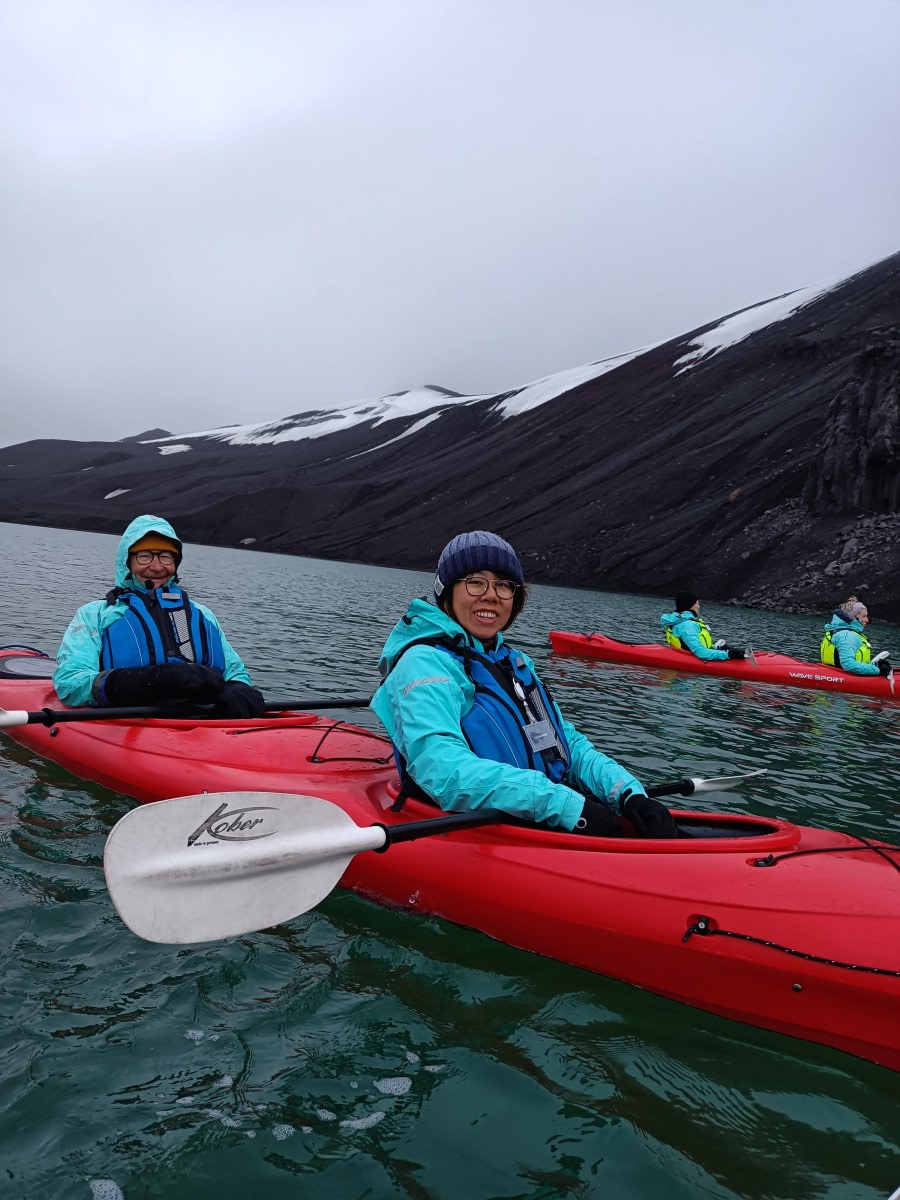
[214, 680, 266, 718]
[573, 798, 624, 838]
[877, 659, 892, 677]
[623, 793, 679, 839]
[102, 663, 225, 706]
[727, 647, 745, 661]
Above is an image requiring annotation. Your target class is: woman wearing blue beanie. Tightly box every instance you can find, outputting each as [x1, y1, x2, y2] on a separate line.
[371, 530, 677, 838]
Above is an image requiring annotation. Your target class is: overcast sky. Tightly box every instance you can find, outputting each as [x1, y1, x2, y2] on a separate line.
[3, 0, 899, 447]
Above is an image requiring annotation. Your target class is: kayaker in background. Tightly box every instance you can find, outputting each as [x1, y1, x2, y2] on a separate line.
[371, 530, 678, 839]
[53, 514, 266, 717]
[660, 592, 746, 662]
[820, 596, 892, 677]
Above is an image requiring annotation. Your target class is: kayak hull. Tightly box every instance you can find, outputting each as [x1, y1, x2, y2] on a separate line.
[2, 655, 899, 1073]
[549, 631, 898, 699]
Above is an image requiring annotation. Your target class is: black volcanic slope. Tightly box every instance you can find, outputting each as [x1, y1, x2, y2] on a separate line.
[2, 252, 898, 618]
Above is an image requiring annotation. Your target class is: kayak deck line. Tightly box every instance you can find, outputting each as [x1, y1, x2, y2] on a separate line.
[549, 631, 898, 700]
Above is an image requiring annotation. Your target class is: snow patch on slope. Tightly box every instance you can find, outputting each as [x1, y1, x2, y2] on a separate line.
[673, 274, 852, 373]
[496, 349, 648, 417]
[141, 352, 648, 451]
[347, 412, 444, 459]
[143, 387, 483, 449]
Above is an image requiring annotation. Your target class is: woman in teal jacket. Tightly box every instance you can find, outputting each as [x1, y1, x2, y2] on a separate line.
[371, 530, 677, 838]
[820, 597, 891, 677]
[660, 592, 745, 663]
[53, 514, 265, 716]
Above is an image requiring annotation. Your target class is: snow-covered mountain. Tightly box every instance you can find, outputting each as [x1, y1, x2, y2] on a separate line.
[138, 268, 846, 449]
[2, 250, 898, 618]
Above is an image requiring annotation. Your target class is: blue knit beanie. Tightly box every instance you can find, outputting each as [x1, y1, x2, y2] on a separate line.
[434, 531, 525, 602]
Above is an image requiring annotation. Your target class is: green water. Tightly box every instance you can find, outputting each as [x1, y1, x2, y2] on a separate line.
[1, 521, 898, 1200]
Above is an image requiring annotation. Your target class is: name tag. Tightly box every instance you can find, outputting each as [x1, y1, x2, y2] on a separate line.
[525, 720, 557, 752]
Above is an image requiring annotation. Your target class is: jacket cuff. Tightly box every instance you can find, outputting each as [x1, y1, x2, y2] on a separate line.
[91, 671, 112, 706]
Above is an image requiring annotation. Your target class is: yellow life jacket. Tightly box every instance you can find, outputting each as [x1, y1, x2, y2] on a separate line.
[820, 629, 871, 667]
[666, 615, 714, 651]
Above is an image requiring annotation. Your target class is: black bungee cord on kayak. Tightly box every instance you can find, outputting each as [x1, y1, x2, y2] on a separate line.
[682, 917, 900, 978]
[683, 829, 900, 977]
[752, 832, 900, 876]
[307, 720, 395, 765]
[230, 716, 395, 765]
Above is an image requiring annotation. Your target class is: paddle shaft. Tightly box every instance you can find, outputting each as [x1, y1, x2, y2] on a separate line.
[647, 778, 694, 799]
[0, 696, 373, 728]
[376, 808, 508, 846]
[328, 776, 765, 843]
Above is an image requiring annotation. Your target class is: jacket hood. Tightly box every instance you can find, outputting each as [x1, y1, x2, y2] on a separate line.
[378, 596, 505, 677]
[824, 613, 864, 634]
[660, 610, 697, 628]
[115, 514, 182, 588]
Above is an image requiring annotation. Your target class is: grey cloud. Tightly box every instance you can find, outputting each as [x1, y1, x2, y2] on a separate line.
[2, 0, 899, 446]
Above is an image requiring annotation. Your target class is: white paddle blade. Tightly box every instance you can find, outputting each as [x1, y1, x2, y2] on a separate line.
[103, 791, 386, 944]
[688, 769, 768, 794]
[0, 707, 29, 728]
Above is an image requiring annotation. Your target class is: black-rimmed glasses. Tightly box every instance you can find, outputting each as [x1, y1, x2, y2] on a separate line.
[131, 550, 177, 566]
[462, 575, 519, 600]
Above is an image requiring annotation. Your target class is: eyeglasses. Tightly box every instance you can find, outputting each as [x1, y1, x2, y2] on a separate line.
[462, 575, 519, 600]
[131, 550, 177, 566]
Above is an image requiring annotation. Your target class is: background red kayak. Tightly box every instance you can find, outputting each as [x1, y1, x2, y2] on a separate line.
[549, 631, 897, 699]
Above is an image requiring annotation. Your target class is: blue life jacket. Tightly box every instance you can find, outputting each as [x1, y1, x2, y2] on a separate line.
[388, 635, 572, 807]
[99, 585, 227, 672]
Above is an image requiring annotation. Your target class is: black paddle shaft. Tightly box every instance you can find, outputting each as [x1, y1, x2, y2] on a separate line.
[646, 778, 695, 798]
[13, 697, 374, 726]
[374, 809, 506, 848]
[370, 786, 696, 850]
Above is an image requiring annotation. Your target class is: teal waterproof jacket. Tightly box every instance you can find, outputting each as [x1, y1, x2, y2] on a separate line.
[821, 613, 880, 676]
[370, 598, 646, 831]
[659, 610, 730, 662]
[53, 515, 253, 707]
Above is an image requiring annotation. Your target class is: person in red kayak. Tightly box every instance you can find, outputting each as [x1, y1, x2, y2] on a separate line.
[660, 592, 746, 662]
[371, 530, 678, 838]
[820, 596, 892, 677]
[53, 514, 266, 717]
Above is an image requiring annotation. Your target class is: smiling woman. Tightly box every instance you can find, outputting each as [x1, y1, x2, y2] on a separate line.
[52, 513, 267, 718]
[370, 530, 678, 838]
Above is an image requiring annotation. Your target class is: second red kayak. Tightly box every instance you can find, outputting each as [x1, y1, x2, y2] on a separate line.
[549, 631, 898, 700]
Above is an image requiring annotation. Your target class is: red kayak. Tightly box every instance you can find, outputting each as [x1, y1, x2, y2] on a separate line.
[549, 630, 898, 699]
[2, 647, 899, 1072]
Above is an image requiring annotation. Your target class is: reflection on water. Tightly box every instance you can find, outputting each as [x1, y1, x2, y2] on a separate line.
[1, 521, 899, 1199]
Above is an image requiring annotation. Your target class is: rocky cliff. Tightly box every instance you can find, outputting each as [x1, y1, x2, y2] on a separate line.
[2, 251, 898, 618]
